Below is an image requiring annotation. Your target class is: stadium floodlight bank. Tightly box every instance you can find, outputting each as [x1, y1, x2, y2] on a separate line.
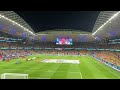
[1, 73, 28, 79]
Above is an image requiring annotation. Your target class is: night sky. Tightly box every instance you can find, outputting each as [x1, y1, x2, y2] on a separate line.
[15, 11, 100, 33]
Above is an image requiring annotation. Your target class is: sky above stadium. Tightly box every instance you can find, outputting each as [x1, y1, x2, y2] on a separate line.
[15, 11, 100, 33]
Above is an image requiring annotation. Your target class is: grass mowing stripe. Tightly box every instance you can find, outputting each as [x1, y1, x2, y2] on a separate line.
[29, 63, 59, 78]
[79, 56, 98, 79]
[0, 68, 82, 73]
[81, 56, 117, 79]
[50, 64, 71, 79]
[89, 56, 120, 78]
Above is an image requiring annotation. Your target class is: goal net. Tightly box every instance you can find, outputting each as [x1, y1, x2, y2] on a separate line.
[1, 73, 28, 79]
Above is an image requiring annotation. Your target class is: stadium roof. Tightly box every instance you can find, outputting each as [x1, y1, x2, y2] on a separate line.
[92, 11, 118, 34]
[0, 11, 120, 42]
[0, 11, 35, 35]
[92, 11, 120, 41]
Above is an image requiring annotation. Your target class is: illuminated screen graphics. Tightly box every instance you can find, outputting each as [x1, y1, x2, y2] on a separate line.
[56, 38, 73, 45]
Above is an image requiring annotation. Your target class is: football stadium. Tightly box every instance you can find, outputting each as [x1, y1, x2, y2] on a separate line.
[0, 11, 120, 79]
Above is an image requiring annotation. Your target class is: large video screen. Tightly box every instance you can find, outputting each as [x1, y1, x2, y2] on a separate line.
[56, 38, 73, 45]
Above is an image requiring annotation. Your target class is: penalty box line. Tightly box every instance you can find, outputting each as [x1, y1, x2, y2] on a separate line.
[29, 77, 50, 79]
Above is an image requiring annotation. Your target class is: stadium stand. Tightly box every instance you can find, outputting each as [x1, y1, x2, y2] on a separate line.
[0, 11, 120, 75]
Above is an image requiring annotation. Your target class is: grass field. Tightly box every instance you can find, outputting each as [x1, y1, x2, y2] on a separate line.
[0, 54, 120, 79]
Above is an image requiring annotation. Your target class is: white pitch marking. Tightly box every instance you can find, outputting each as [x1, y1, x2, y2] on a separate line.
[97, 62, 120, 78]
[79, 71, 83, 79]
[90, 57, 120, 79]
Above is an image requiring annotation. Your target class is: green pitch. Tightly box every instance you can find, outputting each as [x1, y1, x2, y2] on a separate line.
[0, 54, 120, 79]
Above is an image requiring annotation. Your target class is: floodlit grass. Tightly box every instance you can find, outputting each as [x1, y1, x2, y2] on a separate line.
[0, 54, 120, 79]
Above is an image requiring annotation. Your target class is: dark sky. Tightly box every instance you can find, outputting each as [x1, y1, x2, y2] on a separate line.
[15, 11, 100, 33]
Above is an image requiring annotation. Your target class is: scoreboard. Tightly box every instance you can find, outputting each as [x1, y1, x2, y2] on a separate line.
[56, 38, 73, 45]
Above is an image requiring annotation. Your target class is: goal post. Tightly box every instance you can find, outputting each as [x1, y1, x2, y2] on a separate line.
[1, 73, 28, 79]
